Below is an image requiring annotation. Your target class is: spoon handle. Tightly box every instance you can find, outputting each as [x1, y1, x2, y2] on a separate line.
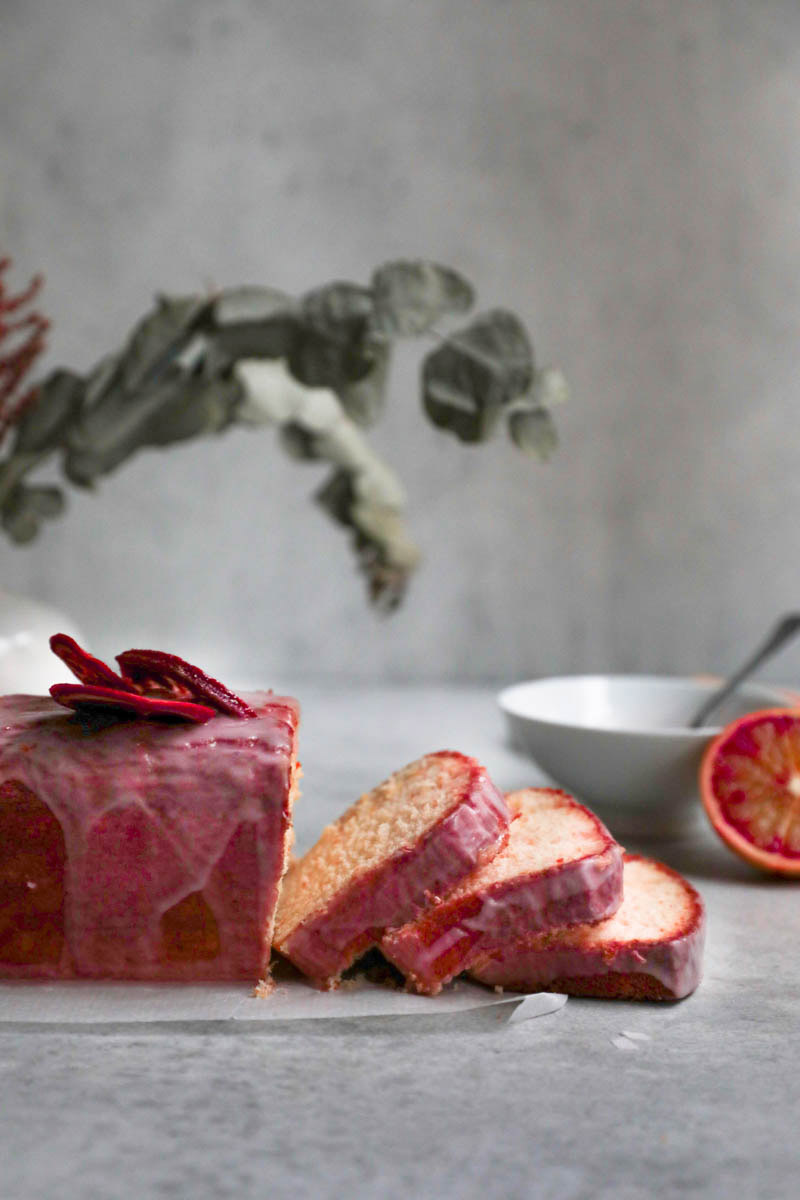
[690, 613, 800, 729]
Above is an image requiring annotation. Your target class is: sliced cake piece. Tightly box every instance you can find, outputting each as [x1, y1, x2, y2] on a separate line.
[380, 788, 623, 995]
[470, 854, 705, 1001]
[0, 690, 299, 982]
[273, 751, 509, 987]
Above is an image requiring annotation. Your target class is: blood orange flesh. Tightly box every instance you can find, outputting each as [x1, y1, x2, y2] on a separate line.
[700, 709, 800, 875]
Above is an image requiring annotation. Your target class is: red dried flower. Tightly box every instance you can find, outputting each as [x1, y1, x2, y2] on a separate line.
[0, 257, 50, 447]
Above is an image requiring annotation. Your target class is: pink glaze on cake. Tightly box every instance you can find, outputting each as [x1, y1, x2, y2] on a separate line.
[470, 854, 705, 1001]
[273, 751, 509, 988]
[380, 788, 623, 994]
[0, 691, 300, 981]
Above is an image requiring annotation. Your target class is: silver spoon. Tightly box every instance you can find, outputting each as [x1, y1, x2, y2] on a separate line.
[689, 613, 800, 729]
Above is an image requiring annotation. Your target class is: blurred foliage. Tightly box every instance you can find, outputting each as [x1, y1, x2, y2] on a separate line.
[0, 259, 567, 608]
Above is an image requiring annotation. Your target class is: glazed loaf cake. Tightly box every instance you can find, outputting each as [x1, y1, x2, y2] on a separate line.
[380, 788, 623, 995]
[470, 854, 705, 1001]
[273, 751, 509, 987]
[0, 691, 300, 981]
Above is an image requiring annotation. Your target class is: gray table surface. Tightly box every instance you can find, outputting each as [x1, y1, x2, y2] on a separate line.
[1, 683, 798, 1200]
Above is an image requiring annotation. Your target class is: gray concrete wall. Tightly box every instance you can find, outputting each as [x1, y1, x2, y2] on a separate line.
[1, 0, 799, 684]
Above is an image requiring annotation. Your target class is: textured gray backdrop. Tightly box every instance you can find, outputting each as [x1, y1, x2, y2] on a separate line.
[1, 0, 799, 684]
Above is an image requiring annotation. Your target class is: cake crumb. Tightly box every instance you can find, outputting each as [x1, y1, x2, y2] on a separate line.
[253, 976, 275, 999]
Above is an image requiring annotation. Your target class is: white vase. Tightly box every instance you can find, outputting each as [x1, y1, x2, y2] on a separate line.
[0, 589, 84, 695]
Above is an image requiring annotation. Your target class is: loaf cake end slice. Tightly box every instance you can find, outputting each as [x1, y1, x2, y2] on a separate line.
[0, 691, 300, 982]
[470, 854, 705, 1001]
[273, 751, 509, 987]
[380, 787, 623, 994]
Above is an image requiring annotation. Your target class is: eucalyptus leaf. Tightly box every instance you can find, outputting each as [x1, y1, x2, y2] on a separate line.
[351, 496, 420, 569]
[1, 483, 64, 544]
[336, 339, 391, 427]
[315, 469, 355, 528]
[371, 260, 475, 336]
[315, 469, 418, 609]
[279, 422, 322, 460]
[289, 282, 374, 388]
[528, 366, 569, 411]
[174, 333, 210, 374]
[362, 561, 411, 612]
[117, 294, 211, 394]
[12, 370, 85, 454]
[213, 286, 294, 326]
[143, 375, 242, 445]
[289, 330, 372, 389]
[352, 505, 419, 611]
[82, 353, 121, 411]
[211, 287, 299, 363]
[302, 282, 374, 338]
[0, 456, 32, 508]
[64, 374, 186, 484]
[64, 371, 240, 484]
[422, 309, 534, 443]
[210, 319, 299, 365]
[508, 407, 558, 460]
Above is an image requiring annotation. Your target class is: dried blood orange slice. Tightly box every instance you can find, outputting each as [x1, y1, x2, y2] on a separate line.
[700, 709, 800, 876]
[50, 683, 217, 724]
[116, 649, 256, 719]
[50, 633, 135, 691]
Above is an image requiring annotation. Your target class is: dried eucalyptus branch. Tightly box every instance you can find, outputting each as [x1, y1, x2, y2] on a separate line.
[0, 258, 567, 608]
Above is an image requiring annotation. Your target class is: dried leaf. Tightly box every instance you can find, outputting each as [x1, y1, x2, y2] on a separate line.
[508, 407, 558, 460]
[213, 286, 294, 325]
[336, 339, 391, 427]
[12, 370, 85, 454]
[288, 283, 374, 388]
[422, 309, 533, 443]
[279, 422, 322, 460]
[315, 469, 419, 610]
[371, 260, 474, 336]
[117, 294, 210, 394]
[530, 366, 569, 410]
[143, 375, 242, 445]
[1, 483, 64, 543]
[64, 373, 240, 484]
[211, 287, 299, 363]
[288, 329, 368, 389]
[302, 282, 374, 338]
[315, 468, 354, 528]
[83, 353, 120, 411]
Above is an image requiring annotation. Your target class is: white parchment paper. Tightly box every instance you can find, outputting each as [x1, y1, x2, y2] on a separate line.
[0, 980, 566, 1026]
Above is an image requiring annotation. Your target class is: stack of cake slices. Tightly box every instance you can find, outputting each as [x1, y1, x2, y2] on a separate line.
[275, 753, 705, 1001]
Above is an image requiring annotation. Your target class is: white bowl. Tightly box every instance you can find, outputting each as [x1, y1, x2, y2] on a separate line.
[499, 674, 795, 838]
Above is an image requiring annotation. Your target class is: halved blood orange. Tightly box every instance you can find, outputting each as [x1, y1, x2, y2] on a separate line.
[700, 709, 800, 876]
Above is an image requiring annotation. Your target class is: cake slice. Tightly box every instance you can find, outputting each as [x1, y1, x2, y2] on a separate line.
[0, 689, 300, 981]
[380, 788, 623, 995]
[470, 854, 705, 1001]
[273, 751, 509, 987]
